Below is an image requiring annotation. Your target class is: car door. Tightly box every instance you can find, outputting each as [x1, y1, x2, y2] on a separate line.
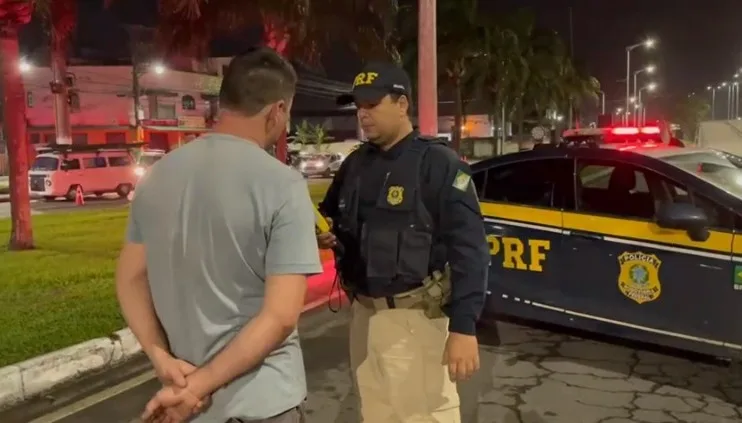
[475, 157, 572, 310]
[561, 154, 735, 346]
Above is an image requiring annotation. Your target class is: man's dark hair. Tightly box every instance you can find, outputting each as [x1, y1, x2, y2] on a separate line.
[219, 47, 298, 116]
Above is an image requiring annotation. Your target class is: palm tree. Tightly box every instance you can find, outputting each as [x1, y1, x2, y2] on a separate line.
[0, 0, 77, 250]
[475, 10, 600, 141]
[473, 19, 522, 147]
[1, 0, 35, 250]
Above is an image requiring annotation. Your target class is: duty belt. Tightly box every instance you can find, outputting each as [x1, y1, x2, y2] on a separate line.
[354, 265, 451, 319]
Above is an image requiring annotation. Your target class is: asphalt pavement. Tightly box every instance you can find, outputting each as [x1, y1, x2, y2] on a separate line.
[24, 307, 742, 423]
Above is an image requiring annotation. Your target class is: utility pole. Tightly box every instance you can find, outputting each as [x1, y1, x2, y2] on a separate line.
[567, 6, 575, 128]
[50, 1, 73, 145]
[126, 25, 149, 141]
[417, 0, 437, 137]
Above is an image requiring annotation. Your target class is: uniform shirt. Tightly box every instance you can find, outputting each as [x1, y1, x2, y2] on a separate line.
[126, 133, 322, 421]
[320, 132, 490, 335]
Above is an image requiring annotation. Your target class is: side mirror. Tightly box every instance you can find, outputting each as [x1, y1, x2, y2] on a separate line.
[656, 202, 710, 242]
[60, 162, 69, 171]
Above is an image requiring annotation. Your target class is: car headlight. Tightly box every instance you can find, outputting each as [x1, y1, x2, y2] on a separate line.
[134, 166, 145, 176]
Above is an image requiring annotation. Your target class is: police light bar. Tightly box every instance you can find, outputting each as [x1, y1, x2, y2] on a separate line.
[611, 127, 639, 135]
[610, 126, 660, 135]
[640, 126, 660, 134]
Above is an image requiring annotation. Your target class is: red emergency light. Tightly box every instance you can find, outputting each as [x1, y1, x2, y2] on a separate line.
[640, 126, 660, 134]
[611, 126, 660, 135]
[611, 127, 639, 135]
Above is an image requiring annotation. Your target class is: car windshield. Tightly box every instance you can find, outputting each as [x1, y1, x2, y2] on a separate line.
[663, 151, 742, 199]
[138, 155, 162, 167]
[31, 156, 59, 171]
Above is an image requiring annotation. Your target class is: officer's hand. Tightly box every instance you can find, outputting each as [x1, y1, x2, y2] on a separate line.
[317, 218, 337, 249]
[443, 332, 480, 382]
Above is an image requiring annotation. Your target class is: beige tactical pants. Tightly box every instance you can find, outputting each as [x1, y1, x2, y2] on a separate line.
[349, 298, 461, 422]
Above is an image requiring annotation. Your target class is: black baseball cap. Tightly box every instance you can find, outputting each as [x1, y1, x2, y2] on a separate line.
[337, 62, 412, 106]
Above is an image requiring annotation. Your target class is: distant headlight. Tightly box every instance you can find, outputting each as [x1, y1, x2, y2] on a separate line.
[134, 166, 145, 176]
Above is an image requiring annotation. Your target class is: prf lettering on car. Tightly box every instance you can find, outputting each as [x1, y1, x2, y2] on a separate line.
[487, 235, 550, 272]
[353, 72, 378, 87]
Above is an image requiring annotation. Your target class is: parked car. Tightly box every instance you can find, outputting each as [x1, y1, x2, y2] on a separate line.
[473, 132, 742, 360]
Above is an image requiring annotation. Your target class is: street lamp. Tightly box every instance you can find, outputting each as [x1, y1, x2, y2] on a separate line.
[638, 83, 657, 126]
[597, 90, 605, 114]
[633, 64, 655, 102]
[625, 38, 656, 124]
[152, 63, 166, 75]
[708, 85, 717, 119]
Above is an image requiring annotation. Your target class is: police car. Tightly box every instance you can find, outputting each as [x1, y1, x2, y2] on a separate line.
[472, 126, 742, 359]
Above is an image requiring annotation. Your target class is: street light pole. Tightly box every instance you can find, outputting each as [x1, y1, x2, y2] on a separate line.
[707, 86, 716, 120]
[625, 39, 654, 125]
[598, 91, 605, 114]
[625, 47, 631, 125]
[417, 0, 437, 137]
[633, 65, 655, 104]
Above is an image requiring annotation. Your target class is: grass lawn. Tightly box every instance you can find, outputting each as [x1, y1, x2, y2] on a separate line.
[0, 180, 330, 367]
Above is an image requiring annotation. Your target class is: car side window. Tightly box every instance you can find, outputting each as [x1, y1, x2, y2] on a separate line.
[61, 158, 80, 170]
[481, 159, 572, 208]
[576, 159, 656, 220]
[108, 156, 133, 167]
[83, 157, 107, 169]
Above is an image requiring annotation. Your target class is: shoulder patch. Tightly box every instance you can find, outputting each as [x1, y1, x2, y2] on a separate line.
[452, 169, 471, 191]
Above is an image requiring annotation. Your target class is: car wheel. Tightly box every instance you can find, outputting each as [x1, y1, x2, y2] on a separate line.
[116, 183, 133, 198]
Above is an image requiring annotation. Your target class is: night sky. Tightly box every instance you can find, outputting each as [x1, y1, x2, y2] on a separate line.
[19, 0, 742, 116]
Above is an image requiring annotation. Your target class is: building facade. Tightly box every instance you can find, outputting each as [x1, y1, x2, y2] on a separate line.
[22, 62, 223, 150]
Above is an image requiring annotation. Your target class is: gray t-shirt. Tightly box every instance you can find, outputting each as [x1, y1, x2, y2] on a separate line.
[126, 133, 322, 421]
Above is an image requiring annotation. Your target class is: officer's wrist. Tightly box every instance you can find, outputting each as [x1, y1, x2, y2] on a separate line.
[448, 315, 477, 336]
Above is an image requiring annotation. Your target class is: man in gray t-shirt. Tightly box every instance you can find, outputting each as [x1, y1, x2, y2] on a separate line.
[116, 48, 321, 423]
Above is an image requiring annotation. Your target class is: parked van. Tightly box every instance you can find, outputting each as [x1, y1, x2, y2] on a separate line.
[29, 145, 139, 201]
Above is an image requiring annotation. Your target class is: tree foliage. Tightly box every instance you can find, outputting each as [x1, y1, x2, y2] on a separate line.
[399, 1, 601, 144]
[672, 95, 711, 141]
[114, 0, 400, 65]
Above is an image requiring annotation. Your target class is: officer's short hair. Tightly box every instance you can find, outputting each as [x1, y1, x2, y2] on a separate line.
[219, 47, 298, 117]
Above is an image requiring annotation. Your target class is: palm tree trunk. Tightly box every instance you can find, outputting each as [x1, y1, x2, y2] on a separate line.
[264, 17, 289, 164]
[1, 28, 34, 250]
[452, 78, 463, 154]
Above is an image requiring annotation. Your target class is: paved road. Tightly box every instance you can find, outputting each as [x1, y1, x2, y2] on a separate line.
[30, 308, 742, 423]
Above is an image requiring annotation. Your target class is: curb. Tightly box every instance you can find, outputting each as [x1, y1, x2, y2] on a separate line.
[0, 260, 340, 412]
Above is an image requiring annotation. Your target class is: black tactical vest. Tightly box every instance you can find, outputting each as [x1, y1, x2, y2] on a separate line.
[334, 141, 436, 297]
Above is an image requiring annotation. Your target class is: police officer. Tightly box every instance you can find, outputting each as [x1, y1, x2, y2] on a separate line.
[317, 62, 490, 422]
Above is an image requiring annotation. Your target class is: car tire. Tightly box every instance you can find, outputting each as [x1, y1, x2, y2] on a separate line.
[65, 185, 81, 201]
[116, 183, 133, 198]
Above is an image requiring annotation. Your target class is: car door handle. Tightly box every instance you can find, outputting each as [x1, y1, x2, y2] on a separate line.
[570, 230, 603, 241]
